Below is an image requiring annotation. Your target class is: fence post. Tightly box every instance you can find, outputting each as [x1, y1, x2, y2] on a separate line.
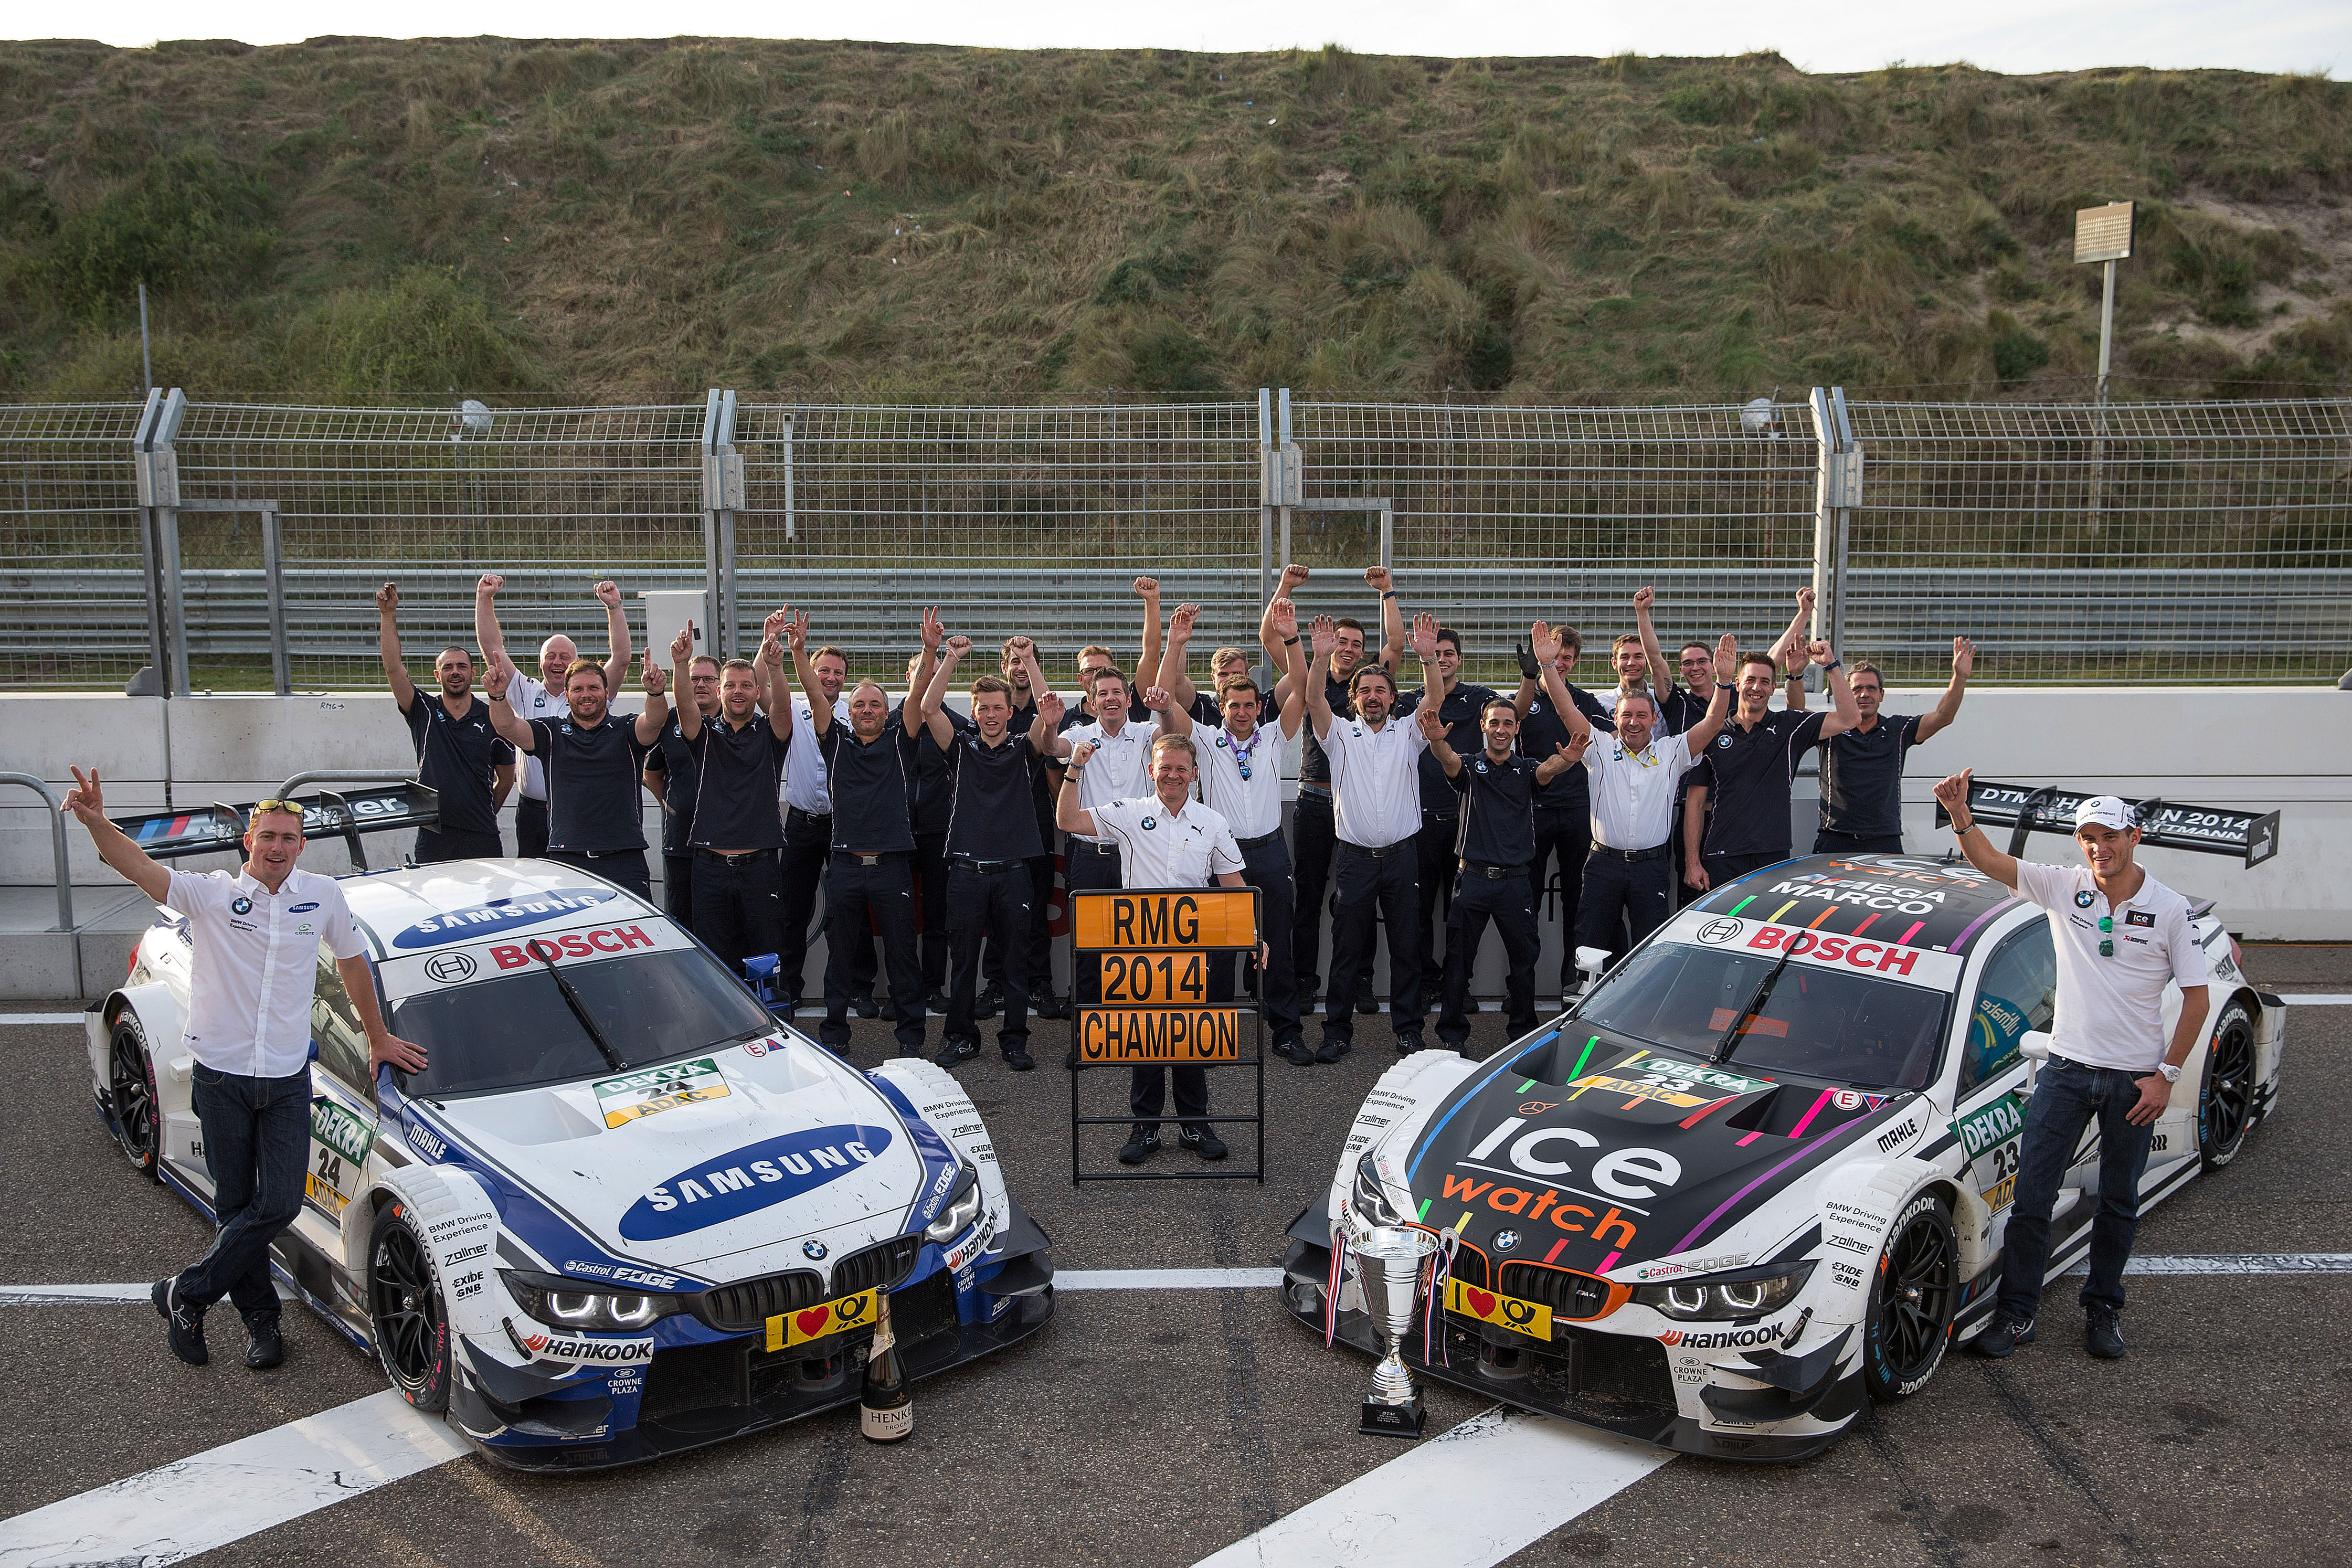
[1806, 386, 1862, 686]
[1276, 388, 1294, 569]
[261, 501, 289, 694]
[141, 389, 189, 698]
[129, 388, 166, 692]
[1257, 388, 1273, 617]
[700, 389, 721, 658]
[717, 391, 741, 658]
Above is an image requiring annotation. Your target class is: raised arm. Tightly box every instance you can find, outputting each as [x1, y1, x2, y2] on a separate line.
[633, 651, 670, 747]
[1808, 639, 1861, 740]
[1055, 739, 1100, 837]
[1272, 598, 1309, 737]
[1268, 561, 1309, 706]
[1031, 690, 1067, 754]
[1773, 587, 1816, 709]
[484, 654, 536, 751]
[670, 623, 702, 743]
[920, 636, 971, 750]
[1366, 564, 1404, 672]
[1405, 612, 1440, 726]
[1913, 637, 1975, 743]
[1418, 703, 1461, 777]
[1530, 623, 1593, 748]
[1305, 616, 1340, 742]
[1534, 737, 1583, 785]
[473, 572, 510, 669]
[1151, 680, 1192, 741]
[1679, 634, 1741, 752]
[1633, 584, 1667, 703]
[375, 581, 417, 711]
[595, 579, 630, 688]
[906, 608, 943, 737]
[58, 767, 170, 904]
[1158, 601, 1200, 713]
[787, 612, 830, 740]
[1933, 767, 2019, 889]
[1135, 577, 1163, 702]
[1512, 637, 1541, 719]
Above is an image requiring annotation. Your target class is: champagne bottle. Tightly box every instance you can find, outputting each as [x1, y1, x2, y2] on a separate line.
[859, 1294, 913, 1444]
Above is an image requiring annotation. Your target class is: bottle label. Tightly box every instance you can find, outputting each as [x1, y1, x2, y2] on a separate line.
[860, 1402, 914, 1442]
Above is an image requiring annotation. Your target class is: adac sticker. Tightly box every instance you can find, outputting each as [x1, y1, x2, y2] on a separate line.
[620, 1125, 896, 1241]
[390, 888, 618, 949]
[591, 1057, 730, 1129]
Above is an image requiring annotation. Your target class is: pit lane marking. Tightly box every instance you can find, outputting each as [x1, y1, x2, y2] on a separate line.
[0, 1388, 468, 1568]
[2277, 994, 2352, 1005]
[0, 1014, 82, 1025]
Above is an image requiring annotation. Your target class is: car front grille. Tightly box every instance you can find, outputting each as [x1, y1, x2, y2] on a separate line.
[691, 1269, 827, 1333]
[829, 1235, 921, 1297]
[1497, 1262, 1615, 1322]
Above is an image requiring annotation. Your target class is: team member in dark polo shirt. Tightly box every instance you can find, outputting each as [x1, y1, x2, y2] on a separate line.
[375, 582, 513, 862]
[1422, 697, 1582, 1051]
[665, 621, 797, 979]
[1511, 625, 1614, 1001]
[485, 643, 668, 900]
[1801, 639, 1974, 855]
[643, 646, 721, 929]
[474, 574, 632, 859]
[920, 636, 1056, 1071]
[1682, 639, 1858, 893]
[897, 642, 957, 1014]
[1000, 636, 1066, 1022]
[1401, 627, 1498, 1009]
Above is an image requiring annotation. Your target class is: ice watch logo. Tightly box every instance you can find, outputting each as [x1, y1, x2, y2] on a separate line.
[390, 888, 617, 949]
[619, 1125, 896, 1240]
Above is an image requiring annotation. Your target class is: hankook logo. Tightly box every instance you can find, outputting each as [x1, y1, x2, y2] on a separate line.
[1698, 918, 1743, 945]
[423, 951, 477, 984]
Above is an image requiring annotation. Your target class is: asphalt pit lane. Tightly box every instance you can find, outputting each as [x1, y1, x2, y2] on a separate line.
[1559, 1529, 1613, 1558]
[1942, 1502, 2010, 1543]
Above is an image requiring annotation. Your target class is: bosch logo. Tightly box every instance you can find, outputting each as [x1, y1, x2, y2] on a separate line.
[423, 952, 476, 984]
[1698, 918, 1743, 945]
[803, 1240, 828, 1260]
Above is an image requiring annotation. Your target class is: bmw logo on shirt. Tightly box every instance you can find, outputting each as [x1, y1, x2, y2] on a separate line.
[1474, 759, 1489, 773]
[230, 896, 253, 915]
[1141, 817, 1157, 831]
[2075, 889, 2096, 907]
[1717, 734, 1733, 748]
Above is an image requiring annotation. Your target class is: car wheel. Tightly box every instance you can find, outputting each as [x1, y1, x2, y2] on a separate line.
[109, 1012, 162, 1182]
[1862, 1191, 1958, 1402]
[2197, 999, 2258, 1172]
[367, 1202, 452, 1412]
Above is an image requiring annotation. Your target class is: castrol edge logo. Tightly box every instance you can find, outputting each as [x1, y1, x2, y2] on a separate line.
[1666, 913, 1963, 990]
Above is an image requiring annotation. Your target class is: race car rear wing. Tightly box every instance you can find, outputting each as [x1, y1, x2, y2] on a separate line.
[1935, 779, 2279, 868]
[113, 781, 441, 874]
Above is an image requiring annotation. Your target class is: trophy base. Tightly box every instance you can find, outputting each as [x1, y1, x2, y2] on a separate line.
[1359, 1393, 1425, 1439]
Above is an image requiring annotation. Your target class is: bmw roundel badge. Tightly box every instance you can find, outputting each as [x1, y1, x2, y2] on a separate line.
[1474, 759, 1488, 773]
[1492, 1228, 1521, 1253]
[803, 1240, 828, 1260]
[230, 896, 253, 915]
[2075, 889, 2096, 907]
[1141, 817, 1157, 830]
[1717, 734, 1733, 748]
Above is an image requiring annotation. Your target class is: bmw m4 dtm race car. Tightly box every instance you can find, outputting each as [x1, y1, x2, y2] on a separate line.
[87, 825, 1053, 1471]
[1286, 826, 2287, 1461]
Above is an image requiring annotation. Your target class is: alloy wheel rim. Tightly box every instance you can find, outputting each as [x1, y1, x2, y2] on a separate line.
[1879, 1217, 1955, 1373]
[372, 1229, 442, 1382]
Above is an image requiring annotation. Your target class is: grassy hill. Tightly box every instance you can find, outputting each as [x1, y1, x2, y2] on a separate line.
[3, 37, 2350, 401]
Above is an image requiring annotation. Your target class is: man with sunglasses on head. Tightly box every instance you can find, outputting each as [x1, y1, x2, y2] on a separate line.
[1936, 772, 2211, 1364]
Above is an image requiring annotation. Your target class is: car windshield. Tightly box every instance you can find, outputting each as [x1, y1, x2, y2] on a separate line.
[1572, 940, 1948, 1090]
[391, 948, 775, 1098]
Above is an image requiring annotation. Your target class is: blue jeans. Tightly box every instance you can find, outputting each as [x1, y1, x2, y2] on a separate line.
[177, 1064, 311, 1319]
[1996, 1057, 2158, 1320]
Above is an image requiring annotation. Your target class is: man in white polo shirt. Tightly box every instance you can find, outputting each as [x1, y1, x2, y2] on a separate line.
[59, 771, 425, 1371]
[1528, 623, 1735, 965]
[1937, 774, 2212, 1363]
[1058, 727, 1248, 1166]
[1307, 611, 1443, 1058]
[1042, 664, 1160, 1014]
[1155, 598, 1312, 1064]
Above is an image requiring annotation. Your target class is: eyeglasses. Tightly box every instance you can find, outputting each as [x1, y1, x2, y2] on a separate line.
[2097, 915, 2113, 958]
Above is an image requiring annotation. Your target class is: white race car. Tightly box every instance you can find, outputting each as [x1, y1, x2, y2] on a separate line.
[89, 847, 1053, 1470]
[1284, 830, 2286, 1461]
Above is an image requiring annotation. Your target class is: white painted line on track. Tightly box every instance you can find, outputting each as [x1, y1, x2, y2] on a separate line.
[0, 1284, 152, 1305]
[0, 1389, 470, 1568]
[2111, 1252, 2352, 1275]
[2279, 993, 2352, 1006]
[0, 1014, 81, 1026]
[1194, 1404, 1669, 1568]
[1060, 1267, 1285, 1291]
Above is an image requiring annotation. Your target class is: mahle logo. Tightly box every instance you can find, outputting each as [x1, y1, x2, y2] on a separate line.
[1953, 1093, 2027, 1161]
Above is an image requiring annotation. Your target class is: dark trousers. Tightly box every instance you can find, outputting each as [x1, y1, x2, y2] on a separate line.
[1814, 829, 1905, 856]
[1529, 809, 1590, 995]
[1290, 790, 1337, 996]
[177, 1064, 310, 1318]
[1210, 836, 1300, 1043]
[691, 847, 783, 981]
[544, 847, 651, 902]
[1701, 850, 1783, 893]
[1130, 1061, 1210, 1126]
[946, 863, 1033, 1051]
[1065, 841, 1123, 1004]
[516, 797, 549, 858]
[1413, 811, 1460, 997]
[1438, 869, 1540, 1047]
[912, 831, 951, 991]
[1577, 853, 1671, 962]
[778, 808, 834, 1006]
[1996, 1058, 2159, 1321]
[822, 854, 925, 1052]
[415, 826, 502, 864]
[1323, 843, 1422, 1045]
[984, 851, 1056, 1001]
[662, 852, 695, 929]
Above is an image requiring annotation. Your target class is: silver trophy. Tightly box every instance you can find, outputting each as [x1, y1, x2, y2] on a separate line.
[1354, 1225, 1443, 1437]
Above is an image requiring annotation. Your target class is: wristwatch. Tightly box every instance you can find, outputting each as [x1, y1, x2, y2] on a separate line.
[2156, 1062, 2182, 1083]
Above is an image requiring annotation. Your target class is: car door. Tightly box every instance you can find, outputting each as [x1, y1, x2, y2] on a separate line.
[1952, 919, 2060, 1259]
[295, 949, 380, 1267]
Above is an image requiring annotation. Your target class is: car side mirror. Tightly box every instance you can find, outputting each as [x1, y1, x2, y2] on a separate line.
[2018, 1030, 2052, 1095]
[1574, 946, 1612, 993]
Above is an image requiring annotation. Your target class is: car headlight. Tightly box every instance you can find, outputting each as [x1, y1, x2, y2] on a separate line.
[1350, 1153, 1405, 1230]
[1632, 1263, 1815, 1321]
[923, 1164, 983, 1245]
[502, 1269, 684, 1332]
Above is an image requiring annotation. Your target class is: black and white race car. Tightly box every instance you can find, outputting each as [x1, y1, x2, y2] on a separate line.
[1285, 822, 2287, 1460]
[88, 837, 1053, 1470]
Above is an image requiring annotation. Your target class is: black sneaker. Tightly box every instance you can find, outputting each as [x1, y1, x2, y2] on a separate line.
[1354, 994, 1382, 1015]
[1064, 1044, 1080, 1070]
[2086, 1306, 2126, 1360]
[1117, 1124, 1161, 1164]
[1002, 1044, 1035, 1072]
[877, 993, 902, 1021]
[1395, 1030, 1427, 1055]
[935, 1036, 980, 1068]
[974, 984, 1003, 1021]
[1179, 1125, 1228, 1161]
[1036, 992, 1072, 1021]
[852, 994, 882, 1020]
[1275, 1036, 1316, 1067]
[152, 1278, 208, 1366]
[924, 989, 952, 1014]
[243, 1310, 284, 1370]
[1315, 1037, 1351, 1064]
[1972, 1312, 2037, 1358]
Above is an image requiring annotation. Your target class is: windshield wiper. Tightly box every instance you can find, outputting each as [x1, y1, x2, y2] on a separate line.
[1711, 949, 1798, 1063]
[534, 948, 626, 1072]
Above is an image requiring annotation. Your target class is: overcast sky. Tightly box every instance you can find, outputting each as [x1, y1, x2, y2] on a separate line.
[12, 0, 2346, 75]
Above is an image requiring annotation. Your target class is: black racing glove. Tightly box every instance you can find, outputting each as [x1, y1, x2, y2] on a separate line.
[1516, 641, 1541, 680]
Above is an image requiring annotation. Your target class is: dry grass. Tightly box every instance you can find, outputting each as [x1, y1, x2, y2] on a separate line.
[2, 40, 2348, 399]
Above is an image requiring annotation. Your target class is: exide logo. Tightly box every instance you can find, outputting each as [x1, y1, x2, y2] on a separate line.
[1746, 925, 1918, 976]
[490, 926, 654, 968]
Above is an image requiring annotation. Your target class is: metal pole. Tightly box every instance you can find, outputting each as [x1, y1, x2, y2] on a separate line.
[0, 774, 76, 934]
[1807, 387, 1835, 659]
[1257, 388, 1273, 618]
[719, 392, 741, 658]
[782, 414, 797, 546]
[1829, 386, 1856, 659]
[261, 503, 289, 695]
[2090, 258, 2115, 535]
[700, 388, 722, 660]
[1276, 388, 1292, 577]
[160, 505, 190, 698]
[1379, 502, 1393, 573]
[137, 284, 152, 397]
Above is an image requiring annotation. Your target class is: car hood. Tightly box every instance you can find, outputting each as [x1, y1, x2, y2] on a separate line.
[1394, 1036, 1924, 1276]
[423, 1036, 935, 1276]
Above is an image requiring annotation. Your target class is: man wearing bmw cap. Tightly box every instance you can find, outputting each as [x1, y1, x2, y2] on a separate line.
[1935, 771, 2211, 1363]
[58, 772, 427, 1371]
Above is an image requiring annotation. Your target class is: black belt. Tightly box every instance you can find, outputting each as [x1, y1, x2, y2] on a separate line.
[1592, 843, 1669, 863]
[1069, 839, 1118, 854]
[695, 847, 775, 865]
[1423, 811, 1459, 823]
[1463, 861, 1527, 880]
[951, 854, 1025, 873]
[787, 807, 832, 824]
[1340, 840, 1409, 860]
[1237, 830, 1285, 850]
[559, 846, 645, 860]
[1298, 783, 1332, 799]
[838, 850, 906, 866]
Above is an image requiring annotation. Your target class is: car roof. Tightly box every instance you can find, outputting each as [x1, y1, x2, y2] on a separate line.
[340, 859, 664, 956]
[1684, 851, 2026, 962]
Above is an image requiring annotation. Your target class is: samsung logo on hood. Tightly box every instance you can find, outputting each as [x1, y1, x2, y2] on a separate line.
[391, 888, 618, 949]
[619, 1125, 897, 1241]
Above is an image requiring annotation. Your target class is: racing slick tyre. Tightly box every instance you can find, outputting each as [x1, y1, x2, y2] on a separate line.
[1861, 1191, 1959, 1403]
[367, 1202, 452, 1413]
[2197, 999, 2258, 1172]
[108, 1012, 162, 1182]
